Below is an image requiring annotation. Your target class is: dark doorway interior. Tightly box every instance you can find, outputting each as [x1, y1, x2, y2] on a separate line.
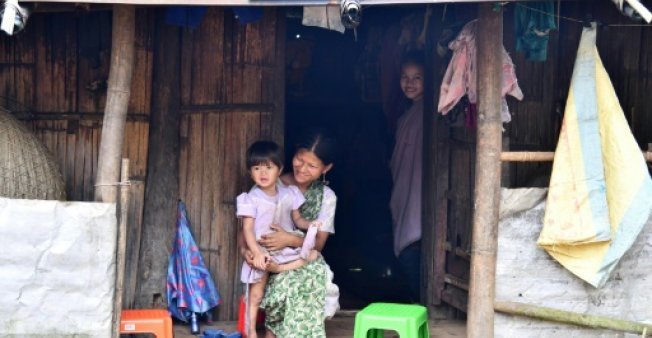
[283, 7, 418, 309]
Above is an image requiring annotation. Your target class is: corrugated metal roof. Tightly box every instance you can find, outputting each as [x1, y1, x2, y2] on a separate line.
[24, 0, 498, 5]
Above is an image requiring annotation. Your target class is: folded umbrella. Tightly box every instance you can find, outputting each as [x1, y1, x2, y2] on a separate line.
[167, 200, 221, 321]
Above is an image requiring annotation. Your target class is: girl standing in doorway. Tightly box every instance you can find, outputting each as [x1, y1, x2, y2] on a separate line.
[390, 51, 424, 302]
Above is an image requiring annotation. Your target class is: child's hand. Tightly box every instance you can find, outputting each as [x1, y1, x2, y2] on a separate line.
[309, 221, 322, 229]
[253, 252, 270, 270]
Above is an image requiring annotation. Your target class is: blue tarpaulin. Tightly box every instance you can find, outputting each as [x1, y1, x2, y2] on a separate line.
[166, 200, 221, 321]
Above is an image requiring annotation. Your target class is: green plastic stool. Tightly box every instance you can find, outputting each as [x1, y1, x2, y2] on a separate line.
[353, 302, 429, 338]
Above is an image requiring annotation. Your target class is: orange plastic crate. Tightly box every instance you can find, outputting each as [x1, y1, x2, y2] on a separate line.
[120, 309, 173, 338]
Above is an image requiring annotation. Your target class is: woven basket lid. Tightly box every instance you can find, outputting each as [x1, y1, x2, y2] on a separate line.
[0, 108, 66, 200]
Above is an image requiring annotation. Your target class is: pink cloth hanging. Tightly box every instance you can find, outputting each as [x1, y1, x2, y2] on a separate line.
[437, 20, 524, 123]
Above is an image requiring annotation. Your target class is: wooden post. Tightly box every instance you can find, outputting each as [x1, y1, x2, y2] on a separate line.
[112, 159, 130, 338]
[422, 4, 449, 313]
[135, 8, 180, 309]
[468, 4, 503, 337]
[95, 5, 136, 203]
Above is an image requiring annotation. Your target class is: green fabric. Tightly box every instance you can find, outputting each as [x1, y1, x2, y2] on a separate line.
[261, 257, 327, 337]
[514, 2, 557, 62]
[298, 181, 324, 221]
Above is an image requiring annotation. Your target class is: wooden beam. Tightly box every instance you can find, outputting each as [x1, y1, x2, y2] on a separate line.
[180, 103, 275, 114]
[95, 5, 136, 203]
[500, 151, 652, 162]
[468, 4, 503, 338]
[494, 301, 652, 334]
[444, 273, 469, 291]
[501, 151, 555, 162]
[135, 7, 180, 309]
[12, 112, 149, 121]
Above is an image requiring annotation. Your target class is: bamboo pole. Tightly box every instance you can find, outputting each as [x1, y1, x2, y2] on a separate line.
[500, 151, 555, 162]
[112, 159, 130, 338]
[500, 151, 652, 162]
[95, 5, 135, 203]
[494, 301, 652, 334]
[467, 4, 503, 338]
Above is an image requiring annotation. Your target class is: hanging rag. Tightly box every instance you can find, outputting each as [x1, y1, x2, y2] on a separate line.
[302, 6, 346, 34]
[514, 2, 557, 62]
[538, 23, 652, 288]
[167, 200, 221, 321]
[437, 20, 524, 124]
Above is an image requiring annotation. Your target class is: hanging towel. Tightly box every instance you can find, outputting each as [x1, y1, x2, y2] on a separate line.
[302, 6, 346, 34]
[167, 200, 221, 321]
[437, 20, 524, 123]
[538, 24, 652, 288]
[514, 1, 557, 62]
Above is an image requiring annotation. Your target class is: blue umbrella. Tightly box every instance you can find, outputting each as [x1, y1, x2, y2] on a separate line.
[167, 200, 221, 322]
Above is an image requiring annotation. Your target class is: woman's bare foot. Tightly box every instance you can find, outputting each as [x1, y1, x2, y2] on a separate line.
[305, 249, 321, 262]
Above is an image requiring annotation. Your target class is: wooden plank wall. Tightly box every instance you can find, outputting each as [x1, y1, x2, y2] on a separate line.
[177, 8, 283, 320]
[0, 9, 154, 308]
[0, 9, 153, 197]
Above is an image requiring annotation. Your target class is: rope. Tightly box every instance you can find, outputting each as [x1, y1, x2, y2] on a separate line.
[515, 2, 652, 27]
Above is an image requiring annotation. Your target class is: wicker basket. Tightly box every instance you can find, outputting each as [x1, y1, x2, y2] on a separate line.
[0, 108, 66, 200]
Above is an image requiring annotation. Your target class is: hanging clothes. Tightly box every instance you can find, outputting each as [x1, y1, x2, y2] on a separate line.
[437, 20, 524, 124]
[514, 2, 557, 62]
[302, 6, 346, 34]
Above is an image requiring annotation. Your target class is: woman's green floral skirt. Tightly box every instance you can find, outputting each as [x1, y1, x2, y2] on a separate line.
[260, 257, 327, 338]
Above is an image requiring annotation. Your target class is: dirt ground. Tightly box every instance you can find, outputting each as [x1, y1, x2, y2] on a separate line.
[172, 316, 466, 338]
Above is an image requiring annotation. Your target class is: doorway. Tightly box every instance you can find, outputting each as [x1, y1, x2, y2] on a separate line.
[283, 6, 423, 309]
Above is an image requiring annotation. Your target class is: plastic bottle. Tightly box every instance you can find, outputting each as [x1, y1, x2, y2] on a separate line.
[190, 311, 200, 334]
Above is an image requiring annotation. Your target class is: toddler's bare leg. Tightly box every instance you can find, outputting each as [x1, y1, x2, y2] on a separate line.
[248, 273, 268, 338]
[276, 259, 307, 272]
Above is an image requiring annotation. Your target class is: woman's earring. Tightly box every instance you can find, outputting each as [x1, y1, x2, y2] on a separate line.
[321, 173, 329, 185]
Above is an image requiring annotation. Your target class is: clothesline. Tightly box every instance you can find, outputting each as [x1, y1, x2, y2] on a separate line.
[514, 2, 652, 27]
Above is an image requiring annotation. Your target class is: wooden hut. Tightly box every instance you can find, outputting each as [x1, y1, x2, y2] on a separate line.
[2, 0, 652, 336]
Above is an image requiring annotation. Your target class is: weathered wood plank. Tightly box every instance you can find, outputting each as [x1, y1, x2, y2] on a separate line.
[34, 13, 77, 113]
[128, 8, 154, 115]
[184, 113, 204, 242]
[183, 7, 225, 106]
[200, 112, 220, 272]
[123, 179, 145, 309]
[76, 11, 110, 113]
[208, 112, 227, 319]
[179, 114, 189, 199]
[270, 9, 284, 148]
